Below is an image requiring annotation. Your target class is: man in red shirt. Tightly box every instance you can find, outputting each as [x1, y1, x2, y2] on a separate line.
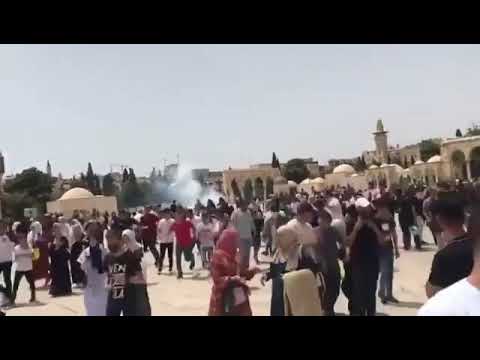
[170, 207, 196, 279]
[140, 206, 161, 268]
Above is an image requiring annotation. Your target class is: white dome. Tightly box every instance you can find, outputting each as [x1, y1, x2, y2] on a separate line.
[60, 187, 94, 200]
[287, 180, 298, 187]
[333, 164, 355, 175]
[368, 165, 378, 170]
[300, 178, 311, 185]
[414, 160, 425, 165]
[350, 174, 359, 177]
[380, 163, 390, 168]
[427, 155, 442, 163]
[311, 177, 325, 184]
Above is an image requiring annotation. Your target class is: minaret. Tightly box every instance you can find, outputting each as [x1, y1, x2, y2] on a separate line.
[373, 119, 389, 164]
[46, 160, 52, 177]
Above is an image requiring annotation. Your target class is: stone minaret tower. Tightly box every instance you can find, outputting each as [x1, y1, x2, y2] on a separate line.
[373, 119, 389, 164]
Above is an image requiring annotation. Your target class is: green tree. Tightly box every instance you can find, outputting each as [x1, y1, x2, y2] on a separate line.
[3, 167, 54, 215]
[120, 180, 144, 208]
[128, 168, 136, 182]
[122, 168, 129, 183]
[272, 152, 281, 169]
[102, 173, 116, 196]
[283, 158, 310, 184]
[456, 129, 463, 137]
[419, 139, 441, 162]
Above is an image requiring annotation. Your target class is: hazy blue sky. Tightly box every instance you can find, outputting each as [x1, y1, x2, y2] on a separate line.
[1, 44, 479, 177]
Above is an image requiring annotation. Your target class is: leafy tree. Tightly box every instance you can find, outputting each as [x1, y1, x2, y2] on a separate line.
[456, 129, 463, 137]
[102, 173, 116, 196]
[149, 167, 157, 183]
[120, 180, 144, 208]
[271, 152, 281, 169]
[283, 158, 310, 184]
[466, 123, 480, 137]
[128, 168, 136, 182]
[419, 139, 441, 162]
[3, 167, 54, 215]
[354, 157, 367, 172]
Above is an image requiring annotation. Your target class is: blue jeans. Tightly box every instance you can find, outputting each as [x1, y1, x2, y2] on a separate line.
[378, 246, 393, 299]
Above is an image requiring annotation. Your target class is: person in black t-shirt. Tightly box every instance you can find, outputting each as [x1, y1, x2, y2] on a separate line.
[346, 197, 382, 316]
[104, 227, 151, 316]
[426, 200, 473, 299]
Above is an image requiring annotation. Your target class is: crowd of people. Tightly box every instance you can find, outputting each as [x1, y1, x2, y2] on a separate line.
[0, 178, 479, 316]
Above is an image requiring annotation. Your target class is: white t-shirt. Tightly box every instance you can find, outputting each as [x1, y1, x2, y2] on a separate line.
[13, 245, 33, 272]
[286, 218, 317, 245]
[196, 222, 215, 248]
[0, 235, 14, 263]
[157, 218, 175, 244]
[418, 278, 480, 316]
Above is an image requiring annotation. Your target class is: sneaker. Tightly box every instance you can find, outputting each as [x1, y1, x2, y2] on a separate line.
[29, 298, 36, 303]
[189, 262, 195, 271]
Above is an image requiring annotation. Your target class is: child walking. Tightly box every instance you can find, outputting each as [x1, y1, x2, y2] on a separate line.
[12, 223, 36, 304]
[196, 211, 215, 269]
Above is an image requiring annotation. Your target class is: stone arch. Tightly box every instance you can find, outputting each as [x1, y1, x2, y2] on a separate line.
[451, 150, 467, 180]
[470, 146, 480, 179]
[231, 178, 242, 200]
[254, 177, 264, 200]
[243, 179, 254, 202]
[266, 177, 274, 197]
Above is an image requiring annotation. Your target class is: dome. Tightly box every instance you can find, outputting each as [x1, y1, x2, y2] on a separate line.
[300, 178, 311, 185]
[311, 177, 325, 184]
[287, 180, 297, 188]
[402, 168, 411, 174]
[60, 187, 94, 200]
[368, 165, 378, 170]
[414, 160, 425, 165]
[427, 155, 442, 163]
[380, 163, 391, 168]
[350, 174, 359, 177]
[333, 164, 355, 175]
[273, 176, 288, 185]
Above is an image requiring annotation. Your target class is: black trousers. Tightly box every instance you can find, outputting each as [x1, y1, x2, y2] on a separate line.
[175, 243, 195, 276]
[159, 243, 173, 271]
[351, 264, 378, 316]
[143, 239, 160, 264]
[0, 261, 12, 300]
[323, 267, 341, 316]
[12, 270, 36, 303]
[106, 284, 151, 316]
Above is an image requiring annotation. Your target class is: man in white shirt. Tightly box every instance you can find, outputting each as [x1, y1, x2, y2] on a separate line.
[418, 205, 480, 316]
[286, 201, 317, 246]
[157, 210, 175, 274]
[0, 221, 14, 303]
[231, 200, 256, 271]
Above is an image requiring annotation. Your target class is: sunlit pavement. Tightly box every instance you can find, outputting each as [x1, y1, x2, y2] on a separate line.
[3, 222, 435, 316]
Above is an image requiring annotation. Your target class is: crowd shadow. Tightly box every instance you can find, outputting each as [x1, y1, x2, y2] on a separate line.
[391, 301, 423, 309]
[8, 300, 47, 309]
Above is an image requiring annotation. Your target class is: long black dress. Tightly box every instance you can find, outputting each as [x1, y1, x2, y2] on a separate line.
[49, 238, 72, 296]
[70, 239, 88, 285]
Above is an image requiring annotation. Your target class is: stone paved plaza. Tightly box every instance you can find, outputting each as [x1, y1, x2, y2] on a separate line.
[4, 223, 436, 316]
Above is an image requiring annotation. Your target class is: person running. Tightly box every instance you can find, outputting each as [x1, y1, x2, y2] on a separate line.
[418, 205, 480, 316]
[70, 222, 88, 288]
[140, 206, 160, 267]
[157, 210, 175, 274]
[347, 197, 382, 316]
[104, 227, 151, 316]
[230, 200, 256, 272]
[423, 189, 442, 247]
[49, 223, 72, 297]
[208, 228, 260, 316]
[425, 199, 473, 299]
[0, 221, 14, 304]
[170, 207, 196, 279]
[11, 223, 36, 305]
[373, 198, 400, 304]
[77, 221, 108, 316]
[196, 211, 215, 269]
[397, 189, 421, 250]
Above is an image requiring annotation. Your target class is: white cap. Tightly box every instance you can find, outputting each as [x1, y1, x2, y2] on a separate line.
[355, 197, 371, 208]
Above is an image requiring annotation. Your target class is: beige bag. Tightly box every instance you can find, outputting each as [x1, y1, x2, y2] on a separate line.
[283, 269, 324, 316]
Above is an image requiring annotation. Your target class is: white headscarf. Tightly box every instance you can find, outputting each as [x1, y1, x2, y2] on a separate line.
[122, 229, 142, 252]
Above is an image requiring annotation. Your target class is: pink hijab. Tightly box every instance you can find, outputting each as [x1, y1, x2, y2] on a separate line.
[216, 228, 239, 259]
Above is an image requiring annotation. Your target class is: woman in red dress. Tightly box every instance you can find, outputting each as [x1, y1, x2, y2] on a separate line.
[208, 228, 260, 316]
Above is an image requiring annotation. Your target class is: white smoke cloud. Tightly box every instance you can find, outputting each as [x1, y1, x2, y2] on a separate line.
[154, 163, 222, 208]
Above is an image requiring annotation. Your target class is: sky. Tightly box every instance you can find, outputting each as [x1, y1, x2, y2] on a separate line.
[1, 44, 479, 177]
